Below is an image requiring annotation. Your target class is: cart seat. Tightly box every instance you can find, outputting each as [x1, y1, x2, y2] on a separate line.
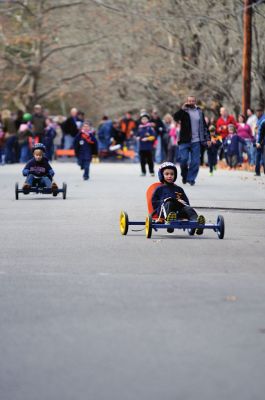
[146, 182, 162, 217]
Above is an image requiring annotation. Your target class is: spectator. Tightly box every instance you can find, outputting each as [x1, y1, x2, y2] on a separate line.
[223, 124, 246, 169]
[31, 104, 46, 143]
[120, 111, 136, 147]
[97, 116, 112, 156]
[163, 114, 179, 163]
[43, 118, 56, 160]
[150, 109, 167, 163]
[254, 107, 265, 176]
[0, 114, 5, 164]
[110, 120, 125, 149]
[236, 114, 254, 165]
[207, 125, 222, 175]
[173, 95, 210, 185]
[17, 113, 32, 163]
[246, 108, 258, 136]
[61, 108, 80, 149]
[216, 107, 237, 140]
[136, 112, 156, 176]
[2, 109, 18, 164]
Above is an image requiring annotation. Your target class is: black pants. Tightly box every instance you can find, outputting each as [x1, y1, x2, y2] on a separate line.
[163, 199, 198, 221]
[207, 148, 218, 173]
[139, 150, 154, 174]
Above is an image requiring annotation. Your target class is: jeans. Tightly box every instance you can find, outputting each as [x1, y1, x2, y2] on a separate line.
[179, 141, 201, 184]
[155, 136, 167, 163]
[5, 136, 17, 163]
[64, 134, 74, 149]
[255, 146, 265, 175]
[26, 174, 52, 188]
[19, 144, 30, 163]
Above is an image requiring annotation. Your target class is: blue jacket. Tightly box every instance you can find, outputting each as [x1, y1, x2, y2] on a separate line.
[223, 134, 245, 156]
[22, 157, 54, 178]
[257, 114, 265, 145]
[74, 131, 98, 160]
[152, 183, 190, 215]
[137, 124, 156, 151]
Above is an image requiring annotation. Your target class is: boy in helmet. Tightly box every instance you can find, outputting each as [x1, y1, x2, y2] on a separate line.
[151, 162, 205, 234]
[22, 143, 58, 194]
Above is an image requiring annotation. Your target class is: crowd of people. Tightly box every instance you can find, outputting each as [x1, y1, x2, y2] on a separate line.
[0, 98, 265, 182]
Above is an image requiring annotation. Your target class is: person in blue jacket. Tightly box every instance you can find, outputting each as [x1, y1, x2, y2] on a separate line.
[136, 112, 156, 176]
[151, 162, 205, 234]
[22, 143, 58, 194]
[223, 124, 246, 169]
[74, 120, 98, 180]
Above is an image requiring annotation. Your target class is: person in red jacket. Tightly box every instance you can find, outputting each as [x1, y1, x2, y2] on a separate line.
[216, 107, 236, 161]
[216, 107, 236, 140]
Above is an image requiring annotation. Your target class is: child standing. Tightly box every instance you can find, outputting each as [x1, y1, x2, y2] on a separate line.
[223, 124, 246, 169]
[151, 162, 205, 234]
[136, 112, 156, 176]
[22, 143, 58, 194]
[207, 125, 222, 175]
[74, 121, 98, 180]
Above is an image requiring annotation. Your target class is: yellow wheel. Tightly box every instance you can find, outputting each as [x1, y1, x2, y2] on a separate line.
[120, 211, 129, 235]
[145, 215, 152, 239]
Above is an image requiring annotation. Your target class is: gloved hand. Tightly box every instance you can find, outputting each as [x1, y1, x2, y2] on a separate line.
[22, 168, 29, 176]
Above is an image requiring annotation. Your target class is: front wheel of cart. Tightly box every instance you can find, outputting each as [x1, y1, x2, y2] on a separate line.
[145, 215, 152, 239]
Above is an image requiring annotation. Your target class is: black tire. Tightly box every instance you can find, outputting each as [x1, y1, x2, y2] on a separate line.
[145, 215, 152, 239]
[120, 211, 129, 235]
[62, 182, 67, 199]
[217, 215, 225, 239]
[15, 183, 19, 200]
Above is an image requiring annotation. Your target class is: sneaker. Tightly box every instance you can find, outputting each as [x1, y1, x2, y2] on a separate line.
[189, 181, 195, 186]
[196, 215, 206, 235]
[182, 178, 187, 184]
[150, 172, 155, 176]
[52, 182, 58, 196]
[22, 183, 31, 194]
[140, 173, 146, 176]
[166, 211, 177, 224]
[209, 172, 213, 176]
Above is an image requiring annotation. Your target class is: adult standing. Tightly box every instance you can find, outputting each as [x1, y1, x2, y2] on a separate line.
[216, 107, 237, 140]
[31, 105, 46, 143]
[61, 108, 80, 149]
[255, 107, 265, 176]
[150, 109, 167, 163]
[173, 96, 210, 185]
[236, 114, 254, 165]
[2, 109, 18, 164]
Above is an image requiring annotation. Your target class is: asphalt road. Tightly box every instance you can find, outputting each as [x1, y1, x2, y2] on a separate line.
[1, 161, 265, 400]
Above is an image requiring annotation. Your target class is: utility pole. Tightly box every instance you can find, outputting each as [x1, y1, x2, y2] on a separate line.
[242, 0, 252, 115]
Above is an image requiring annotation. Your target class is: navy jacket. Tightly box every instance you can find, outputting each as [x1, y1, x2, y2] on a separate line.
[137, 124, 156, 151]
[74, 131, 98, 160]
[223, 134, 246, 156]
[152, 183, 190, 215]
[22, 157, 54, 178]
